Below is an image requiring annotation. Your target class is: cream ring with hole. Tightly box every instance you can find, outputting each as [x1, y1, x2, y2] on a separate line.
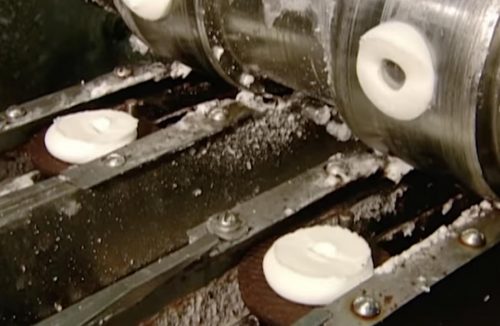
[356, 21, 436, 121]
[45, 110, 138, 165]
[263, 226, 374, 306]
[122, 0, 173, 21]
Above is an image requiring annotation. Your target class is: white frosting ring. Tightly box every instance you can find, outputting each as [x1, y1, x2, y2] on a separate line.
[262, 226, 374, 306]
[45, 110, 138, 165]
[122, 0, 173, 21]
[356, 21, 436, 121]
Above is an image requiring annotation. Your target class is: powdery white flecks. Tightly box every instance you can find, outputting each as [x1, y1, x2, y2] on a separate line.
[376, 201, 494, 275]
[0, 171, 38, 198]
[384, 157, 414, 184]
[239, 73, 255, 88]
[212, 46, 225, 61]
[326, 120, 352, 142]
[170, 61, 192, 79]
[129, 35, 149, 55]
[324, 153, 385, 189]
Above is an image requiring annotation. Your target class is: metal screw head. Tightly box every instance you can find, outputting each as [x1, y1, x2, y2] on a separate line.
[208, 107, 228, 123]
[352, 296, 381, 319]
[207, 212, 248, 241]
[460, 228, 486, 248]
[114, 66, 133, 79]
[218, 212, 240, 230]
[5, 106, 26, 121]
[103, 153, 126, 168]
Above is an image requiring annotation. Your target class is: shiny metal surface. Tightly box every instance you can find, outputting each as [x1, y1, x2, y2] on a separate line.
[459, 228, 486, 248]
[334, 0, 500, 200]
[351, 296, 382, 319]
[114, 0, 500, 199]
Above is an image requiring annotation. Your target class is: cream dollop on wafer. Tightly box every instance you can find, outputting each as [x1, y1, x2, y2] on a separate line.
[263, 225, 373, 306]
[45, 109, 138, 165]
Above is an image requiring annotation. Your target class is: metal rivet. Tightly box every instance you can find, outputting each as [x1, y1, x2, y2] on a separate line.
[460, 228, 486, 248]
[352, 296, 381, 319]
[5, 106, 26, 121]
[114, 66, 133, 79]
[207, 212, 248, 241]
[103, 153, 126, 168]
[218, 212, 240, 230]
[208, 107, 228, 122]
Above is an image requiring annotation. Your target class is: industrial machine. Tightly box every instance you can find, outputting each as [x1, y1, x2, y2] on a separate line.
[0, 0, 499, 325]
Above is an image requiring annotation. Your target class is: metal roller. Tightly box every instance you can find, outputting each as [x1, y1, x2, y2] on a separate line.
[114, 0, 500, 199]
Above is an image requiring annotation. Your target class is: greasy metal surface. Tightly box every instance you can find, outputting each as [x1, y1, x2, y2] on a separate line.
[0, 0, 142, 108]
[297, 206, 500, 326]
[36, 234, 219, 326]
[0, 63, 169, 153]
[0, 100, 345, 325]
[115, 0, 500, 199]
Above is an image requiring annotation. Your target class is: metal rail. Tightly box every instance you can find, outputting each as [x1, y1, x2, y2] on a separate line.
[296, 203, 499, 326]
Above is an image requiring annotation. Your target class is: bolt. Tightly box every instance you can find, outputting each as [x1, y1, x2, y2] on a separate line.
[207, 212, 248, 241]
[114, 66, 133, 79]
[460, 228, 486, 248]
[103, 153, 126, 168]
[5, 106, 26, 121]
[218, 212, 240, 230]
[352, 296, 381, 319]
[208, 107, 228, 123]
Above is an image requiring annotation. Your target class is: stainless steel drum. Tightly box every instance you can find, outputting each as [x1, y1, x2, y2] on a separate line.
[114, 0, 500, 199]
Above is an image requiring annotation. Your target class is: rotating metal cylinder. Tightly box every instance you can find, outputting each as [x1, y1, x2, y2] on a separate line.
[114, 0, 500, 199]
